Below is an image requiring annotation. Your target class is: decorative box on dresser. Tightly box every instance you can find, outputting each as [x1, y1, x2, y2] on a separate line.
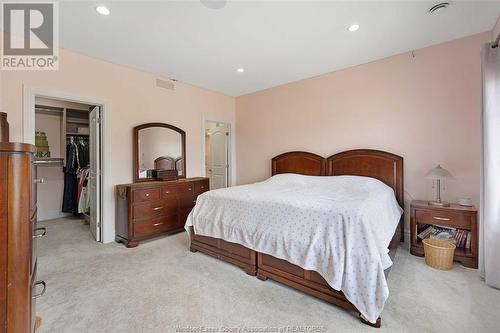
[115, 177, 209, 247]
[0, 142, 46, 333]
[410, 200, 478, 268]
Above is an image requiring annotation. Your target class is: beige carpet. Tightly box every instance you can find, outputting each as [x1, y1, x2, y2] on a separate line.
[36, 218, 499, 333]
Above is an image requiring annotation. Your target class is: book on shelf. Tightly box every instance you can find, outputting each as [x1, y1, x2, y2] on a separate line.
[417, 224, 471, 250]
[417, 225, 433, 239]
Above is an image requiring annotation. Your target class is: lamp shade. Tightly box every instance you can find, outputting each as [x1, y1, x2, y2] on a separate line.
[425, 165, 454, 180]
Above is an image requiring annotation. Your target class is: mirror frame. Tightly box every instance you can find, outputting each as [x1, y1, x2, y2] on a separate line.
[133, 122, 186, 183]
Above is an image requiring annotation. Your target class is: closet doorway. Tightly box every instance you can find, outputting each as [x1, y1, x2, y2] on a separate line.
[204, 121, 230, 190]
[33, 96, 102, 242]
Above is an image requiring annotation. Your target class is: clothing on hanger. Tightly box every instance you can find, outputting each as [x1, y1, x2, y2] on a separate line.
[62, 136, 90, 214]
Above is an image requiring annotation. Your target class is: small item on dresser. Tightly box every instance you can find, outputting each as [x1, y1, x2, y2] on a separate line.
[422, 238, 456, 270]
[152, 169, 178, 181]
[0, 112, 9, 142]
[459, 198, 473, 207]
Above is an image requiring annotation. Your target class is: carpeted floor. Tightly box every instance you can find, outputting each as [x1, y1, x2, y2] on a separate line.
[36, 218, 499, 333]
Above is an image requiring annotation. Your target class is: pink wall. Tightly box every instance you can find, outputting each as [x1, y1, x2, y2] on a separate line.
[0, 47, 235, 241]
[1, 47, 235, 183]
[236, 32, 490, 233]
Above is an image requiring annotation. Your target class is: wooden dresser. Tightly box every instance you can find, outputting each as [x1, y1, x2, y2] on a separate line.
[115, 177, 209, 247]
[0, 142, 45, 333]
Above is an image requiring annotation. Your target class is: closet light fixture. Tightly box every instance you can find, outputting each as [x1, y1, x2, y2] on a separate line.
[237, 68, 244, 73]
[348, 24, 359, 32]
[96, 5, 110, 16]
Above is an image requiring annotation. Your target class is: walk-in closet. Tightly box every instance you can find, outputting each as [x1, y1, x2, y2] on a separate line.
[34, 97, 102, 241]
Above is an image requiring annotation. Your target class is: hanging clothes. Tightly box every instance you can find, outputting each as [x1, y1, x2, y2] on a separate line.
[77, 167, 90, 214]
[62, 137, 89, 214]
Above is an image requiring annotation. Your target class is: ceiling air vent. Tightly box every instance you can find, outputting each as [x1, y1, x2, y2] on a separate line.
[155, 78, 175, 91]
[429, 2, 450, 14]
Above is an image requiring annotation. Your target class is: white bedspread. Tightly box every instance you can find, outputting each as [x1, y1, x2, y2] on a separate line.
[185, 174, 403, 323]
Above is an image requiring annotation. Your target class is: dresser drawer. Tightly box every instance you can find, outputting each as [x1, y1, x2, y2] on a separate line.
[133, 215, 178, 238]
[179, 183, 196, 195]
[415, 209, 472, 229]
[195, 180, 209, 194]
[132, 201, 177, 220]
[162, 185, 179, 199]
[180, 196, 197, 211]
[133, 188, 160, 203]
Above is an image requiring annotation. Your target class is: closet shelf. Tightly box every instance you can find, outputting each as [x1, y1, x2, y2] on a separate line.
[34, 158, 64, 166]
[66, 118, 89, 124]
[66, 132, 89, 136]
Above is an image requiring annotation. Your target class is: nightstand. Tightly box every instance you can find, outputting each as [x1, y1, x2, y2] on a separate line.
[410, 200, 478, 268]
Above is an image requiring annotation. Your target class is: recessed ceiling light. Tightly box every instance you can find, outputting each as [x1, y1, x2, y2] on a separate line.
[348, 24, 359, 32]
[429, 2, 450, 14]
[96, 5, 110, 16]
[237, 68, 244, 73]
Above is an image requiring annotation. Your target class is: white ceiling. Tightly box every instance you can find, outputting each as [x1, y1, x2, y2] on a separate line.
[59, 1, 500, 96]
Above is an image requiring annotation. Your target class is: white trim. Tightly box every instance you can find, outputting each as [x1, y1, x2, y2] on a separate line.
[22, 85, 114, 243]
[201, 118, 235, 187]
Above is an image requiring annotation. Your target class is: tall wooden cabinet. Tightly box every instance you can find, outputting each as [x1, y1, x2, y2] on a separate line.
[0, 142, 45, 333]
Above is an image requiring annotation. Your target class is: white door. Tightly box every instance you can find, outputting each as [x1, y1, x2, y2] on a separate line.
[89, 106, 101, 241]
[208, 124, 229, 190]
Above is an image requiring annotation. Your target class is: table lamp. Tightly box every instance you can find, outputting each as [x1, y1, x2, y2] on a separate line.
[425, 164, 454, 207]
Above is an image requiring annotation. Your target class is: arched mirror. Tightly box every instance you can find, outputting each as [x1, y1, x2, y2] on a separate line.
[133, 123, 186, 182]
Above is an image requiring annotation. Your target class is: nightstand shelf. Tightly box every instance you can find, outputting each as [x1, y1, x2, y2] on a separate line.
[410, 200, 478, 268]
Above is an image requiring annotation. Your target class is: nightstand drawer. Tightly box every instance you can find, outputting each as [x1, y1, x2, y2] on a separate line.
[415, 209, 472, 229]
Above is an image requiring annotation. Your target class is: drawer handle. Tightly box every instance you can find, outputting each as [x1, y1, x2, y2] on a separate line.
[32, 281, 46, 299]
[153, 222, 164, 226]
[433, 216, 451, 221]
[145, 193, 150, 197]
[153, 206, 163, 211]
[165, 191, 170, 194]
[34, 178, 45, 184]
[33, 227, 47, 238]
[192, 200, 196, 204]
[188, 187, 192, 191]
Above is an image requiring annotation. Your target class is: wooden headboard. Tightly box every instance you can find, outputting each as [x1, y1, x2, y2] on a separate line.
[327, 149, 403, 208]
[272, 149, 404, 241]
[154, 156, 175, 170]
[272, 151, 326, 176]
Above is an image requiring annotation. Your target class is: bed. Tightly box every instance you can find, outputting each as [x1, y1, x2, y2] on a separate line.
[186, 149, 404, 327]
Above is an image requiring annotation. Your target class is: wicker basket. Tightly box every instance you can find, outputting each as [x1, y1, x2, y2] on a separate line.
[422, 238, 456, 270]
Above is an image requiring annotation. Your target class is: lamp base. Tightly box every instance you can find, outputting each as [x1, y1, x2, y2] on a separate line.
[428, 201, 450, 207]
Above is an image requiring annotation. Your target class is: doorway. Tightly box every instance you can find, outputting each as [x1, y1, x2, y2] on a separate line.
[205, 121, 230, 190]
[32, 96, 103, 242]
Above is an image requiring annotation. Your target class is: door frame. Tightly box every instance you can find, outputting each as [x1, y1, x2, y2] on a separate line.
[22, 85, 113, 243]
[202, 119, 233, 187]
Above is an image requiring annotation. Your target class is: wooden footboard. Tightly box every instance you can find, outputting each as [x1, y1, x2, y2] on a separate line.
[189, 227, 257, 276]
[256, 228, 400, 328]
[256, 253, 357, 310]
